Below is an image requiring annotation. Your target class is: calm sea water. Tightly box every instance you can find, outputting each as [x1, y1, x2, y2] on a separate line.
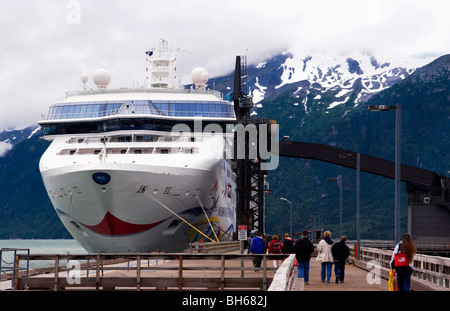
[0, 239, 87, 269]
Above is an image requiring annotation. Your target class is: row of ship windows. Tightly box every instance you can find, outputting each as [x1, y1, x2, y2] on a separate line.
[58, 147, 199, 155]
[67, 135, 197, 144]
[47, 100, 235, 120]
[41, 118, 234, 135]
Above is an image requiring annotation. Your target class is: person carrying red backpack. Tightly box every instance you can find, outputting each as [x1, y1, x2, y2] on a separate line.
[268, 235, 283, 254]
[268, 235, 283, 268]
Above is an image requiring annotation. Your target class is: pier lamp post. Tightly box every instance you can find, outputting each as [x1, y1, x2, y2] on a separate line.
[339, 153, 361, 260]
[280, 198, 292, 237]
[327, 175, 343, 238]
[368, 104, 401, 244]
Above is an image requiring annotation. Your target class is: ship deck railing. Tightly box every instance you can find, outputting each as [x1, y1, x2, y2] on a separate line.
[65, 87, 224, 100]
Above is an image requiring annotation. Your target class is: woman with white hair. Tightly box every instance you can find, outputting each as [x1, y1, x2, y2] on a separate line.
[317, 230, 334, 283]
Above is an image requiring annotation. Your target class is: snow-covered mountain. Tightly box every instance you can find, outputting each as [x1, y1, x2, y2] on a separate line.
[246, 51, 438, 114]
[0, 126, 40, 157]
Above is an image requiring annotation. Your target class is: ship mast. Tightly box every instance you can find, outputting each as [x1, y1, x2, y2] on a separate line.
[146, 38, 177, 89]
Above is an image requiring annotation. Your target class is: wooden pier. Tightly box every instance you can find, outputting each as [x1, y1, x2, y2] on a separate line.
[2, 242, 449, 292]
[3, 251, 288, 291]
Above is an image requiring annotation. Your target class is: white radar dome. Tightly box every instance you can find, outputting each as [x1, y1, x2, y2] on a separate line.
[191, 67, 209, 89]
[81, 73, 88, 83]
[93, 68, 111, 89]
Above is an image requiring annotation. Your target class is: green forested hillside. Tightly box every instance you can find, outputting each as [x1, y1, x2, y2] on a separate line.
[0, 135, 70, 238]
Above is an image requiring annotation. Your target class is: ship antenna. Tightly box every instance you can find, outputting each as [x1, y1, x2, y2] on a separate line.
[145, 39, 192, 89]
[145, 38, 173, 89]
[81, 73, 88, 91]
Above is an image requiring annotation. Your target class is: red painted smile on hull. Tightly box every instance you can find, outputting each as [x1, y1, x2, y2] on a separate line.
[80, 212, 167, 236]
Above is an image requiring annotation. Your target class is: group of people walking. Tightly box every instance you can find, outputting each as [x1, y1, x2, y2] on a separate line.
[249, 230, 416, 291]
[249, 230, 350, 284]
[295, 230, 349, 284]
[248, 232, 290, 269]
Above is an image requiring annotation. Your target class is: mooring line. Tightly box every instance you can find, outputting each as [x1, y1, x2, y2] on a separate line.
[142, 192, 216, 243]
[193, 194, 219, 242]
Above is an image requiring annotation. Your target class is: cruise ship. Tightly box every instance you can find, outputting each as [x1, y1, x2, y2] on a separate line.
[38, 40, 237, 252]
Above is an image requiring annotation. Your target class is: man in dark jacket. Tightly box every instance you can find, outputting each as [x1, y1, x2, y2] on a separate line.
[294, 230, 314, 284]
[282, 233, 295, 254]
[331, 235, 350, 283]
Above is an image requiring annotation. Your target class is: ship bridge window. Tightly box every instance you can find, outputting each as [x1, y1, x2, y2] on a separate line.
[42, 124, 58, 135]
[40, 118, 232, 136]
[102, 119, 121, 132]
[47, 102, 123, 120]
[117, 100, 234, 118]
[186, 101, 230, 118]
[46, 100, 235, 120]
[123, 100, 158, 115]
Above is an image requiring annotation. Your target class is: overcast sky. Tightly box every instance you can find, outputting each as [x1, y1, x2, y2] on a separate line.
[0, 0, 449, 132]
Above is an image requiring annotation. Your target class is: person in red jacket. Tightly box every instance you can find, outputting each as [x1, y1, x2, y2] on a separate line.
[268, 235, 283, 268]
[268, 235, 283, 254]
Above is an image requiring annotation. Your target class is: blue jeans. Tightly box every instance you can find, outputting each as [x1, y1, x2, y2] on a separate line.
[297, 261, 310, 283]
[334, 260, 346, 282]
[396, 267, 413, 291]
[321, 262, 333, 282]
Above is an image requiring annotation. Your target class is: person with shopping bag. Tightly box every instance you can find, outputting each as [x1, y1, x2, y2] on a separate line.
[389, 233, 417, 291]
[388, 268, 398, 291]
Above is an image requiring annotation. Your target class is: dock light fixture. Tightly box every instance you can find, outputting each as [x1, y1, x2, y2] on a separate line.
[369, 104, 402, 244]
[327, 176, 343, 238]
[280, 197, 292, 237]
[368, 105, 396, 111]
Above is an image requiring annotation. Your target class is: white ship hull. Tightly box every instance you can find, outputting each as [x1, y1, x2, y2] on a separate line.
[39, 134, 236, 252]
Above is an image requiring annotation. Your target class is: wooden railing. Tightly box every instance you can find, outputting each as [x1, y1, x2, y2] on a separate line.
[349, 245, 450, 290]
[10, 252, 288, 291]
[267, 254, 297, 291]
[186, 241, 240, 253]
